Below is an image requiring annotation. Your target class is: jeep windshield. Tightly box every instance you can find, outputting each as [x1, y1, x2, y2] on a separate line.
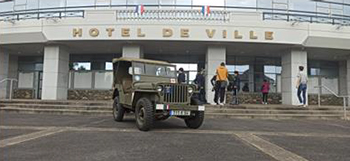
[133, 62, 176, 78]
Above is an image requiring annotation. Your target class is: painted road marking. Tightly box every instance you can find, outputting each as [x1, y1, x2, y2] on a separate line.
[234, 132, 309, 161]
[0, 128, 66, 148]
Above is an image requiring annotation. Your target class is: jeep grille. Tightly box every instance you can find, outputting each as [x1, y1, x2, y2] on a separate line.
[163, 84, 188, 103]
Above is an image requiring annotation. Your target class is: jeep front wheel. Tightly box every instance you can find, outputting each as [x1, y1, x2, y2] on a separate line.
[113, 97, 125, 122]
[185, 98, 204, 129]
[185, 111, 204, 129]
[135, 98, 154, 131]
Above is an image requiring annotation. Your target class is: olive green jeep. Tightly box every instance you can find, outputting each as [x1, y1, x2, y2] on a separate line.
[112, 57, 205, 131]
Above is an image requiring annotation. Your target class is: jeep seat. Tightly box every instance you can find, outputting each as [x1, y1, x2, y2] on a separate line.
[122, 79, 132, 93]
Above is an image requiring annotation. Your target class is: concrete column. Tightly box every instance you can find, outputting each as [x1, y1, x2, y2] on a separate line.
[41, 46, 70, 100]
[347, 59, 350, 96]
[0, 50, 9, 99]
[281, 49, 307, 105]
[339, 61, 347, 96]
[205, 46, 226, 104]
[122, 45, 143, 58]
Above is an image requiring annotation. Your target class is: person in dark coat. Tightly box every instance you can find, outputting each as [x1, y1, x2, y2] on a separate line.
[178, 68, 186, 84]
[230, 71, 241, 105]
[210, 75, 219, 105]
[194, 69, 207, 104]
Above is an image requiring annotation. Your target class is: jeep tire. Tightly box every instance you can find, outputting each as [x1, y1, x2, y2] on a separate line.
[135, 98, 154, 131]
[113, 97, 125, 122]
[185, 98, 204, 129]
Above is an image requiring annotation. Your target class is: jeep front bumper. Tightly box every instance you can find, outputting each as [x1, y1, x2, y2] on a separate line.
[155, 104, 205, 111]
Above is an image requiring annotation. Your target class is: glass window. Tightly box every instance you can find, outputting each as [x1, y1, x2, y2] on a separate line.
[105, 62, 113, 70]
[176, 0, 191, 5]
[289, 0, 316, 12]
[145, 64, 176, 77]
[95, 0, 111, 6]
[127, 0, 159, 5]
[193, 0, 225, 6]
[73, 62, 91, 71]
[66, 0, 95, 7]
[40, 0, 66, 8]
[0, 1, 14, 12]
[226, 0, 256, 7]
[112, 0, 127, 5]
[26, 0, 39, 10]
[133, 62, 145, 75]
[160, 0, 175, 5]
[257, 0, 272, 9]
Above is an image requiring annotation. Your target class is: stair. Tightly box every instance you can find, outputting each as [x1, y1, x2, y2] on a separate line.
[0, 99, 348, 120]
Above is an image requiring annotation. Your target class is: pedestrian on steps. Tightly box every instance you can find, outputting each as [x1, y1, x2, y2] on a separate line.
[214, 62, 228, 105]
[261, 79, 270, 105]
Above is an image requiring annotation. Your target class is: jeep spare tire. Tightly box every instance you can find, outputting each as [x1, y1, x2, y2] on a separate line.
[113, 97, 125, 122]
[135, 98, 154, 131]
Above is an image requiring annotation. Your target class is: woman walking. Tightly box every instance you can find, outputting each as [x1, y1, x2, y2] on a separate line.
[261, 79, 270, 105]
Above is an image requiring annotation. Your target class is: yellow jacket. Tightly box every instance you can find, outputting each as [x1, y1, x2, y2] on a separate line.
[216, 66, 228, 81]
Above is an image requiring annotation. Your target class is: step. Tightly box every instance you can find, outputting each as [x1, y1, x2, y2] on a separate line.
[0, 99, 112, 106]
[1, 107, 349, 120]
[205, 108, 345, 115]
[206, 105, 345, 111]
[204, 113, 346, 120]
[0, 107, 111, 116]
[0, 103, 111, 111]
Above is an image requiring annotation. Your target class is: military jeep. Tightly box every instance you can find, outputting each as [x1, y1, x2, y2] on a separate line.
[112, 57, 205, 131]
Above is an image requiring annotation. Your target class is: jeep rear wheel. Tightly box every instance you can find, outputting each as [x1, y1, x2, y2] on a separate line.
[113, 97, 125, 122]
[185, 98, 204, 129]
[135, 98, 154, 131]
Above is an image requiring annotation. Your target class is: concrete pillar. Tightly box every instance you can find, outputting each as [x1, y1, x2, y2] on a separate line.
[205, 46, 226, 104]
[122, 45, 143, 58]
[0, 50, 9, 99]
[339, 61, 347, 96]
[281, 49, 307, 105]
[41, 46, 70, 100]
[347, 59, 350, 96]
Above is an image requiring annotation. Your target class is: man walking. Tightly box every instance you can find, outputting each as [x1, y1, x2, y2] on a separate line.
[194, 69, 207, 104]
[296, 66, 308, 107]
[215, 62, 228, 105]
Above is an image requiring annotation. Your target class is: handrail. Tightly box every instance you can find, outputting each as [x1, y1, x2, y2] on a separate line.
[0, 78, 18, 100]
[314, 85, 348, 120]
[1, 4, 350, 19]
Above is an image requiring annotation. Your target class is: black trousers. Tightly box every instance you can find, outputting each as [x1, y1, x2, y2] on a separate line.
[262, 93, 268, 103]
[214, 82, 226, 104]
[231, 88, 239, 105]
[199, 88, 207, 103]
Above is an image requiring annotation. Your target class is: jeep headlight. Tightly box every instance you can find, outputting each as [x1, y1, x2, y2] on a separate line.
[157, 85, 163, 92]
[188, 87, 194, 94]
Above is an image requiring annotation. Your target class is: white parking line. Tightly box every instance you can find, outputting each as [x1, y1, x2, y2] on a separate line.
[234, 132, 309, 161]
[0, 128, 66, 148]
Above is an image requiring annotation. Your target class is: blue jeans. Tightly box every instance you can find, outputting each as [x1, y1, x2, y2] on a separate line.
[297, 84, 307, 105]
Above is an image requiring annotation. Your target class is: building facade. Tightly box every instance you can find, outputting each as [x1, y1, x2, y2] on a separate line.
[1, 0, 350, 105]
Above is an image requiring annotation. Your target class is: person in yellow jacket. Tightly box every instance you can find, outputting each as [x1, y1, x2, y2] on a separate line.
[214, 62, 228, 105]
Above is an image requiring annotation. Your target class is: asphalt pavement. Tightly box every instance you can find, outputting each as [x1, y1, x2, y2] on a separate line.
[0, 112, 349, 161]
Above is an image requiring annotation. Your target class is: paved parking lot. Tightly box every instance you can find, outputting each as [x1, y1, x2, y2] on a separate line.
[1, 112, 350, 161]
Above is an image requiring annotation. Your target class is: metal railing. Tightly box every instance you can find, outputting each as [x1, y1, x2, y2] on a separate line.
[0, 10, 84, 22]
[0, 5, 350, 25]
[0, 78, 18, 100]
[263, 12, 350, 26]
[315, 85, 349, 120]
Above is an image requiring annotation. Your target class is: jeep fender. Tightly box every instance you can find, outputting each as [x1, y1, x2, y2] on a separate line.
[132, 91, 159, 109]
